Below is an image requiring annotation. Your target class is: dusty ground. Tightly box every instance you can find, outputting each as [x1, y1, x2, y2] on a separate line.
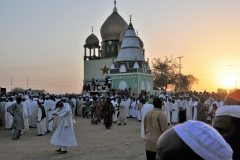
[0, 117, 146, 160]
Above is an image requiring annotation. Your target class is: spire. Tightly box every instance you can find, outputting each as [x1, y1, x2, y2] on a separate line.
[92, 26, 94, 34]
[113, 0, 118, 12]
[136, 29, 138, 36]
[128, 15, 134, 30]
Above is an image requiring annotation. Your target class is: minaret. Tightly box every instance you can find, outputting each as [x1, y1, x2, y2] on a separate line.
[116, 15, 144, 62]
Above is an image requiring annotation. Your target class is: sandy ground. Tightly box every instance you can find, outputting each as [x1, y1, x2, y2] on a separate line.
[0, 116, 147, 160]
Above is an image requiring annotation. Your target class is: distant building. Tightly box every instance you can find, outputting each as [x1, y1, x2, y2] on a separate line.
[83, 1, 153, 94]
[217, 88, 227, 94]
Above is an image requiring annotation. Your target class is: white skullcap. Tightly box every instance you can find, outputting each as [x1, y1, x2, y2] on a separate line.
[159, 94, 166, 100]
[216, 105, 240, 118]
[38, 99, 44, 104]
[174, 120, 233, 160]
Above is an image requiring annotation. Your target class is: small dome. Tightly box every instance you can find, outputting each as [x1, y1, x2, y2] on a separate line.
[86, 34, 99, 45]
[100, 11, 128, 41]
[138, 37, 144, 48]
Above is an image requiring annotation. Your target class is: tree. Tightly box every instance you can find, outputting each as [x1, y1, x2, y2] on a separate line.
[11, 87, 24, 94]
[152, 56, 198, 91]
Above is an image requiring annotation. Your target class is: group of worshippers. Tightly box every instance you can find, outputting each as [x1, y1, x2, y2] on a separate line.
[80, 95, 128, 128]
[141, 89, 240, 160]
[0, 94, 78, 154]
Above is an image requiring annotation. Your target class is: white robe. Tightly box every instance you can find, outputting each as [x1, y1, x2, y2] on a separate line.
[30, 101, 38, 127]
[141, 103, 154, 138]
[24, 99, 32, 126]
[171, 102, 179, 123]
[162, 102, 170, 124]
[21, 102, 29, 131]
[5, 101, 15, 129]
[186, 100, 193, 120]
[50, 103, 77, 147]
[71, 98, 76, 116]
[124, 98, 131, 118]
[111, 100, 118, 122]
[44, 100, 56, 131]
[130, 101, 136, 118]
[193, 101, 198, 120]
[37, 106, 47, 135]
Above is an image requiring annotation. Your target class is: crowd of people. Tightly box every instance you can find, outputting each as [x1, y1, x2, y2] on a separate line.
[0, 89, 240, 159]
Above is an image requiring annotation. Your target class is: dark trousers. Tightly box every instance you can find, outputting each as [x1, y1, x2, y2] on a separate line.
[146, 150, 156, 160]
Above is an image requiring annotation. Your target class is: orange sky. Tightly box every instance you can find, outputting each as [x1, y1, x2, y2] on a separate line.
[0, 0, 240, 94]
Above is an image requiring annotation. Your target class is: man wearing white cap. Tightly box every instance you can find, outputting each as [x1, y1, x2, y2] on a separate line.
[36, 99, 47, 136]
[185, 96, 193, 120]
[156, 120, 233, 160]
[213, 89, 240, 160]
[159, 95, 170, 125]
[44, 96, 55, 132]
[140, 98, 154, 138]
[171, 98, 179, 124]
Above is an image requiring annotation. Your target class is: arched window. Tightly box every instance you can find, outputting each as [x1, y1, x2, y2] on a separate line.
[119, 64, 126, 72]
[107, 47, 109, 53]
[111, 46, 114, 52]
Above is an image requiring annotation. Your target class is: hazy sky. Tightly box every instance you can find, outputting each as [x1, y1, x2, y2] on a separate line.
[0, 0, 240, 94]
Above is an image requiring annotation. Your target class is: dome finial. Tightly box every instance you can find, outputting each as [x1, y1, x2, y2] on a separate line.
[136, 29, 138, 36]
[91, 26, 94, 34]
[129, 15, 132, 22]
[113, 0, 118, 12]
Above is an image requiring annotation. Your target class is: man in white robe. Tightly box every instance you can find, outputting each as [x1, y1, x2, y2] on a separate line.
[50, 101, 77, 154]
[5, 98, 15, 129]
[141, 99, 154, 138]
[117, 99, 126, 125]
[21, 102, 29, 134]
[111, 98, 118, 123]
[130, 99, 136, 118]
[192, 97, 198, 120]
[124, 97, 131, 118]
[185, 97, 193, 120]
[71, 97, 77, 116]
[23, 96, 32, 127]
[171, 99, 179, 123]
[76, 97, 83, 116]
[30, 99, 38, 127]
[44, 97, 56, 132]
[37, 99, 47, 136]
[159, 95, 170, 125]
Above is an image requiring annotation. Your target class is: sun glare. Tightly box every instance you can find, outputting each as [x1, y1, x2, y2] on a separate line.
[222, 75, 236, 89]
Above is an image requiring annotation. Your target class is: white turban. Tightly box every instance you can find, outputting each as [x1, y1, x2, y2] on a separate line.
[174, 120, 233, 160]
[216, 105, 240, 118]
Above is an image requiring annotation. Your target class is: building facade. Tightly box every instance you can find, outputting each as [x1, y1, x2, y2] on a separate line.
[83, 1, 153, 94]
